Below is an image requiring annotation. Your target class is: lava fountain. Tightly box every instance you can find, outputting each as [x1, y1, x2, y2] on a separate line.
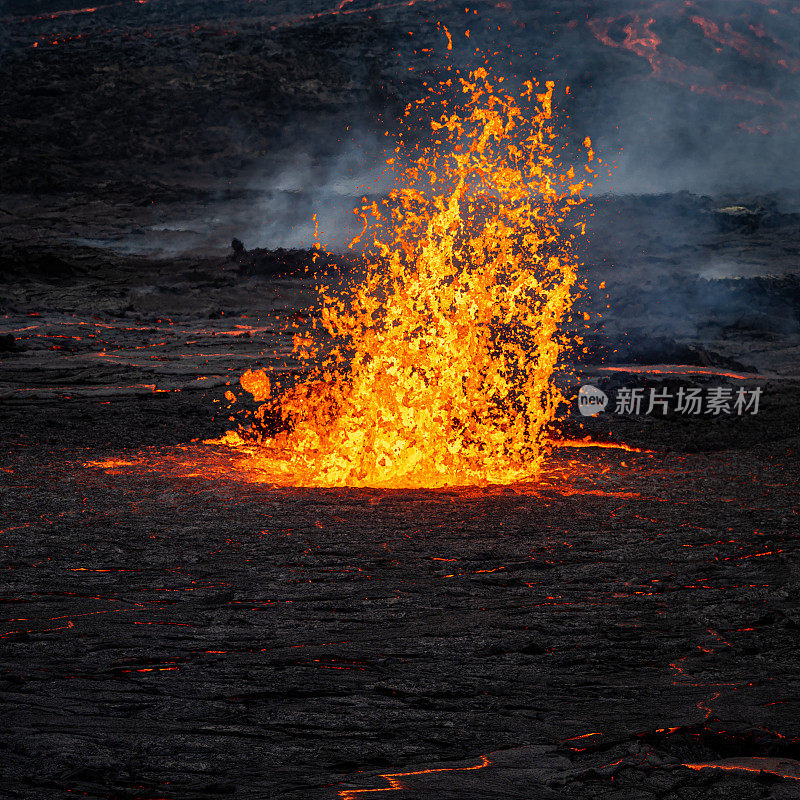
[217, 63, 594, 488]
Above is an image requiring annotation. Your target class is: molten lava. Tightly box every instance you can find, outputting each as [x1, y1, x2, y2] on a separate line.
[218, 64, 593, 488]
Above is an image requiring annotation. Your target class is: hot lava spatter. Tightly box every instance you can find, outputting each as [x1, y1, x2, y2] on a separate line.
[218, 65, 594, 488]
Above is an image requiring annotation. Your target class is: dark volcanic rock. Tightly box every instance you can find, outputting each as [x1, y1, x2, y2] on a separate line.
[230, 242, 343, 277]
[1, 387, 799, 798]
[0, 333, 23, 352]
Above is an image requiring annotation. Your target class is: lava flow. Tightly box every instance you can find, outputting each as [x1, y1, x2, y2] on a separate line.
[213, 61, 593, 488]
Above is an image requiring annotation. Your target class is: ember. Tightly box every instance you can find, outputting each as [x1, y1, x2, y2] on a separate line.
[219, 61, 593, 488]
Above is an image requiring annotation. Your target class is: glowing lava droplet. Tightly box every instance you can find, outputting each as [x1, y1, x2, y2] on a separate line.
[226, 65, 594, 488]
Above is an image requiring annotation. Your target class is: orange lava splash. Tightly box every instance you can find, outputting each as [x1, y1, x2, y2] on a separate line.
[218, 62, 593, 488]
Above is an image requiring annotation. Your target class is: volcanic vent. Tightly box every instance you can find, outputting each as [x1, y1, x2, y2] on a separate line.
[213, 64, 595, 488]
